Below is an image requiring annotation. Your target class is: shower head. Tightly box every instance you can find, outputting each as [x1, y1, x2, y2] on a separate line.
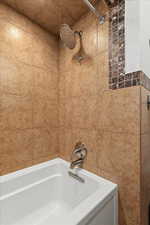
[60, 25, 89, 64]
[60, 24, 76, 49]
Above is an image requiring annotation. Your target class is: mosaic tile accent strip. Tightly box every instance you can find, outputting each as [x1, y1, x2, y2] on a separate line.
[105, 0, 118, 7]
[108, 0, 150, 91]
[109, 0, 125, 84]
[109, 71, 150, 91]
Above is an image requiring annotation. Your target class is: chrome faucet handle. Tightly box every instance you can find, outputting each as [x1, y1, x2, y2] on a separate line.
[73, 147, 87, 159]
[71, 142, 87, 161]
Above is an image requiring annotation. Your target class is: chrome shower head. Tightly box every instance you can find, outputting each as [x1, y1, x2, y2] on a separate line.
[60, 25, 89, 64]
[60, 24, 76, 49]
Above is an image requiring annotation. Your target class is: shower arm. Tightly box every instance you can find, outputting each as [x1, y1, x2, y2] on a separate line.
[74, 31, 84, 48]
[82, 0, 105, 24]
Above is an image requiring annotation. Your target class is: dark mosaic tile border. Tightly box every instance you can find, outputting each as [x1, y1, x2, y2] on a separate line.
[105, 0, 118, 7]
[109, 71, 150, 91]
[109, 0, 125, 83]
[108, 0, 150, 91]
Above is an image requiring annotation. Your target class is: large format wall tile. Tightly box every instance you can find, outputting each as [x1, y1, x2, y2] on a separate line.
[32, 128, 58, 161]
[0, 94, 33, 130]
[141, 87, 150, 225]
[59, 1, 142, 224]
[0, 17, 58, 71]
[33, 69, 58, 100]
[60, 95, 98, 129]
[96, 87, 141, 134]
[97, 130, 140, 177]
[0, 129, 33, 175]
[0, 4, 59, 174]
[0, 55, 58, 98]
[0, 57, 24, 96]
[33, 97, 58, 128]
[60, 61, 99, 98]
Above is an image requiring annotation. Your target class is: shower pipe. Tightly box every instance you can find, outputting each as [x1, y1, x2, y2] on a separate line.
[82, 0, 105, 24]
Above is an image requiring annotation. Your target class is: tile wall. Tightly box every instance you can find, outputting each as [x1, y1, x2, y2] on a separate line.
[1, 1, 150, 225]
[140, 87, 150, 225]
[0, 3, 59, 175]
[108, 0, 150, 223]
[59, 1, 142, 224]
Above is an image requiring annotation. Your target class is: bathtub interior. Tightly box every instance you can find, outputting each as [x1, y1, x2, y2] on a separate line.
[1, 160, 104, 225]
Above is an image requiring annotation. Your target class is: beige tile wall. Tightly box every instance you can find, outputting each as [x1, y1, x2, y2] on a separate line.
[140, 87, 150, 225]
[1, 0, 98, 35]
[59, 1, 142, 225]
[0, 3, 59, 175]
[1, 2, 149, 225]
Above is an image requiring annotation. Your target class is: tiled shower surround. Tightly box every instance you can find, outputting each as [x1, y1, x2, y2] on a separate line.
[0, 4, 59, 174]
[0, 1, 150, 225]
[108, 4, 150, 224]
[59, 1, 150, 225]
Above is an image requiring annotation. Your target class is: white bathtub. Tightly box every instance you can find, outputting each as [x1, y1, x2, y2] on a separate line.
[0, 158, 118, 225]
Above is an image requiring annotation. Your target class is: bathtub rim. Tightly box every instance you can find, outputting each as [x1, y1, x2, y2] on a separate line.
[0, 158, 117, 187]
[0, 158, 62, 183]
[0, 158, 118, 225]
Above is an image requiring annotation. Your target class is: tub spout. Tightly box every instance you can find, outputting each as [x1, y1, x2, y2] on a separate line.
[70, 158, 84, 169]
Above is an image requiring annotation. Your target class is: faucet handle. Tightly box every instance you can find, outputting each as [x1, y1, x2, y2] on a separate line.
[71, 141, 87, 161]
